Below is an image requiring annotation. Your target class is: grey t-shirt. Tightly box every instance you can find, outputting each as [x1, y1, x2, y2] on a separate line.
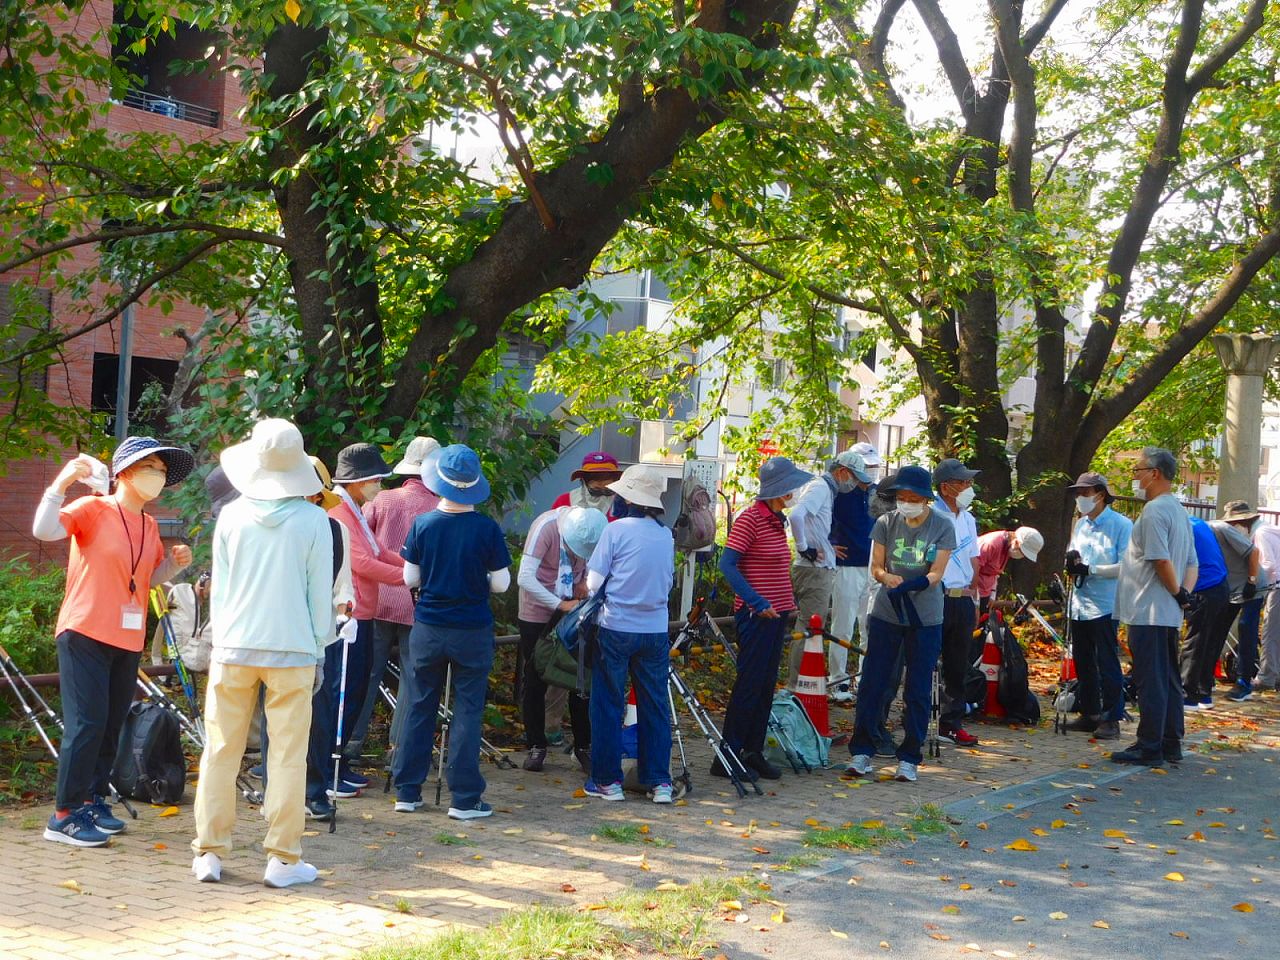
[1209, 521, 1269, 593]
[870, 509, 957, 627]
[1116, 494, 1198, 628]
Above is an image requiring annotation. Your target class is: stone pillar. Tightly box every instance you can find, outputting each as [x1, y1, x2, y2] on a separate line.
[1212, 333, 1280, 510]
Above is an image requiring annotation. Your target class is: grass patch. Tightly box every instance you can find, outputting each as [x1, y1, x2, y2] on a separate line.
[363, 905, 618, 960]
[393, 898, 412, 914]
[771, 851, 830, 872]
[595, 823, 671, 845]
[803, 805, 953, 851]
[434, 832, 475, 846]
[604, 876, 751, 959]
[910, 803, 952, 835]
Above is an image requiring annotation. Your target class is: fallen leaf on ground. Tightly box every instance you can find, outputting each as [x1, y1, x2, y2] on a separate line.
[1164, 872, 1185, 882]
[563, 803, 585, 810]
[1049, 911, 1068, 920]
[771, 908, 787, 923]
[721, 900, 743, 912]
[1232, 903, 1254, 913]
[152, 843, 167, 850]
[1186, 831, 1205, 841]
[751, 846, 770, 855]
[158, 806, 179, 818]
[1171, 931, 1189, 939]
[830, 930, 848, 939]
[862, 819, 885, 828]
[1005, 838, 1039, 851]
[929, 933, 952, 942]
[560, 883, 576, 893]
[1012, 915, 1027, 922]
[959, 883, 973, 891]
[1165, 819, 1185, 825]
[57, 880, 82, 892]
[1031, 828, 1049, 837]
[1102, 829, 1126, 838]
[655, 881, 682, 892]
[1092, 920, 1110, 929]
[503, 828, 523, 835]
[1051, 819, 1067, 829]
[942, 905, 961, 915]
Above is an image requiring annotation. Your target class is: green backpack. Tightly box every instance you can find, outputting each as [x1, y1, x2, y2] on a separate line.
[764, 690, 831, 769]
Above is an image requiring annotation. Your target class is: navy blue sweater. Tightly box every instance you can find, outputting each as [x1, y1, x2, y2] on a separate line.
[830, 484, 875, 567]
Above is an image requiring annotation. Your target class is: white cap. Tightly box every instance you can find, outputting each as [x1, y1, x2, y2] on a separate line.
[1014, 526, 1043, 562]
[851, 442, 881, 467]
[392, 436, 441, 475]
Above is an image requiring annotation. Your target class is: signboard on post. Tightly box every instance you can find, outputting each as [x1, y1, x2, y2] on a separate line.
[678, 459, 720, 618]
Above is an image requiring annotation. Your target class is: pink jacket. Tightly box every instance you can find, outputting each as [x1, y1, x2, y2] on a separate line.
[329, 500, 404, 620]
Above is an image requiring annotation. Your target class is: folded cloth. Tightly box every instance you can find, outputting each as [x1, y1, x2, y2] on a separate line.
[889, 575, 930, 595]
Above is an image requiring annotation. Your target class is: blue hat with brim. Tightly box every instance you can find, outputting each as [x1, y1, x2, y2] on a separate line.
[111, 436, 195, 487]
[757, 456, 812, 500]
[885, 465, 934, 500]
[422, 444, 491, 505]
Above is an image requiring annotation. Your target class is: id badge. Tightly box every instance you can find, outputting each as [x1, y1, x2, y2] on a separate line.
[121, 600, 145, 631]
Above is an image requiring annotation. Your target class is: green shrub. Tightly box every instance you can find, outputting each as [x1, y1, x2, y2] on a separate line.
[0, 559, 64, 676]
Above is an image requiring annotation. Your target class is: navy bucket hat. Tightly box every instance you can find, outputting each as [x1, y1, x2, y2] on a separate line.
[885, 465, 934, 500]
[111, 436, 195, 487]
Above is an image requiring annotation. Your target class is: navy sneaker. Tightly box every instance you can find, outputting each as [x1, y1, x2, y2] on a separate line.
[44, 808, 110, 847]
[1227, 682, 1253, 702]
[305, 799, 335, 821]
[447, 800, 494, 820]
[339, 768, 370, 789]
[248, 764, 265, 781]
[86, 797, 125, 835]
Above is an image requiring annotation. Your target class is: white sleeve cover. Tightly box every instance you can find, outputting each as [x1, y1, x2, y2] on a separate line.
[489, 567, 511, 594]
[403, 561, 421, 589]
[32, 490, 68, 541]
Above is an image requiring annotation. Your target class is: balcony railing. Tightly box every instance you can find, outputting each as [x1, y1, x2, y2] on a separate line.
[120, 88, 219, 128]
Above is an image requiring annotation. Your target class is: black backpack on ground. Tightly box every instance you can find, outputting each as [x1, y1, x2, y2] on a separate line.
[995, 620, 1042, 724]
[112, 701, 186, 803]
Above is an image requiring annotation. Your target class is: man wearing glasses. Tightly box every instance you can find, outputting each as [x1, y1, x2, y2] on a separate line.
[1113, 448, 1198, 766]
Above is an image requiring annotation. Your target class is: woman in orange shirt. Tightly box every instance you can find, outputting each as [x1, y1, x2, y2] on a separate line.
[33, 437, 194, 847]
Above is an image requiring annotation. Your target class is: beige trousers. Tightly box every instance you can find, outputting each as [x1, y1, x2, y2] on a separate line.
[788, 565, 836, 687]
[192, 661, 313, 864]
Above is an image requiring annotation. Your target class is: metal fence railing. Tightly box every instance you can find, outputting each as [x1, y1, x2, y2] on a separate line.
[1110, 495, 1280, 526]
[121, 89, 220, 128]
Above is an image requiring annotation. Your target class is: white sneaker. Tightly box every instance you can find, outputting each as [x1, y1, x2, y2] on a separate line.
[192, 852, 222, 883]
[894, 761, 918, 783]
[263, 856, 318, 888]
[845, 754, 873, 776]
[651, 783, 674, 804]
[394, 799, 423, 812]
[831, 683, 854, 704]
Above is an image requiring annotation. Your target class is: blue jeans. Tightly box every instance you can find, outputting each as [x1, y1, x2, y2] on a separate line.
[590, 627, 671, 788]
[1128, 624, 1183, 756]
[391, 622, 494, 808]
[1071, 616, 1124, 721]
[1232, 597, 1263, 684]
[722, 609, 787, 755]
[851, 616, 942, 765]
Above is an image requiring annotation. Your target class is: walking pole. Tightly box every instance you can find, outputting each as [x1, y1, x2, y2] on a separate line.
[0, 644, 137, 819]
[435, 664, 453, 806]
[330, 627, 352, 834]
[928, 661, 942, 760]
[149, 586, 206, 743]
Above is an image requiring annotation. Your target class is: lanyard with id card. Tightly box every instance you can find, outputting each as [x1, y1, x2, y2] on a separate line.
[118, 501, 149, 632]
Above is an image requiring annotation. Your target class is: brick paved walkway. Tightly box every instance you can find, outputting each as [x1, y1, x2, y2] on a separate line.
[3, 692, 1276, 960]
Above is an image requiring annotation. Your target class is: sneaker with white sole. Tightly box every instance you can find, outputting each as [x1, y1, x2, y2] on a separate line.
[448, 801, 494, 820]
[830, 682, 854, 704]
[584, 779, 625, 801]
[86, 797, 126, 835]
[192, 852, 222, 883]
[651, 783, 674, 804]
[263, 856, 318, 888]
[894, 761, 918, 782]
[394, 798, 424, 813]
[43, 808, 109, 847]
[844, 754, 873, 777]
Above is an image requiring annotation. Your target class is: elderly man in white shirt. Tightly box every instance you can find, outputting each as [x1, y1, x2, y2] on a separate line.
[931, 458, 982, 748]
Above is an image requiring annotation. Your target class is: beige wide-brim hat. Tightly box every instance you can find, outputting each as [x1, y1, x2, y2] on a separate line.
[607, 463, 667, 509]
[221, 419, 322, 500]
[392, 436, 441, 475]
[309, 457, 342, 511]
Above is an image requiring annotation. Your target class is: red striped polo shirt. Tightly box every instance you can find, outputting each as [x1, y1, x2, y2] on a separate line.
[725, 499, 796, 613]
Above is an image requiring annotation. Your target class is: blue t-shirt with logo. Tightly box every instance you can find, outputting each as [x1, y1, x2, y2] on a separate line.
[401, 510, 512, 629]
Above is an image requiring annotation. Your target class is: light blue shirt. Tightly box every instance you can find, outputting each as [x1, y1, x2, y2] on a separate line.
[933, 496, 978, 589]
[588, 517, 675, 633]
[1068, 507, 1133, 620]
[1116, 493, 1198, 628]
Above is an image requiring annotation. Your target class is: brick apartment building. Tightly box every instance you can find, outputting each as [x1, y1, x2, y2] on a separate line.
[1, 2, 245, 561]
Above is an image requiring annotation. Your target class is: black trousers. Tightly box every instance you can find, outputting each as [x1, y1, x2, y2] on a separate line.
[517, 619, 590, 750]
[939, 595, 977, 728]
[1071, 616, 1125, 721]
[1178, 581, 1230, 700]
[55, 629, 140, 809]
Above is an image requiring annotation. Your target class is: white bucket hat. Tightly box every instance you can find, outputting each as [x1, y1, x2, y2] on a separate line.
[220, 419, 322, 500]
[392, 436, 441, 475]
[607, 463, 667, 509]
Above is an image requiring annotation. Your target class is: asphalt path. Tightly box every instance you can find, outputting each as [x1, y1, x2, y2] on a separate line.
[716, 741, 1279, 959]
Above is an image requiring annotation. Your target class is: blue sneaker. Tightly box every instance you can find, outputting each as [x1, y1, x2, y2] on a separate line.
[583, 779, 625, 801]
[248, 764, 265, 780]
[1199, 696, 1214, 710]
[447, 800, 494, 820]
[44, 808, 110, 847]
[339, 768, 370, 789]
[1227, 682, 1253, 702]
[87, 797, 125, 835]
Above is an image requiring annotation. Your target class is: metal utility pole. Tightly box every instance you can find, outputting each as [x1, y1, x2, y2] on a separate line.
[114, 303, 134, 443]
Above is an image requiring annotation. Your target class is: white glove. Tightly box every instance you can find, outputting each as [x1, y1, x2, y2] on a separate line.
[338, 617, 358, 645]
[313, 663, 325, 695]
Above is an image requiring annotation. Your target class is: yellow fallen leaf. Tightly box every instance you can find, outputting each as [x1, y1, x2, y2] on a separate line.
[57, 879, 82, 892]
[1103, 829, 1126, 838]
[1012, 915, 1027, 922]
[1164, 872, 1185, 882]
[655, 881, 682, 892]
[830, 930, 848, 939]
[1049, 911, 1068, 920]
[1165, 819, 1185, 826]
[1093, 920, 1110, 929]
[1005, 838, 1039, 851]
[563, 803, 585, 810]
[770, 908, 787, 924]
[1051, 819, 1067, 829]
[959, 883, 973, 891]
[1171, 931, 1189, 939]
[639, 825, 650, 835]
[1031, 828, 1049, 837]
[502, 828, 523, 835]
[572, 788, 587, 798]
[942, 905, 961, 915]
[1232, 902, 1254, 913]
[157, 806, 179, 818]
[721, 900, 743, 912]
[861, 819, 885, 828]
[976, 822, 989, 830]
[804, 818, 821, 827]
[879, 941, 890, 950]
[1208, 822, 1226, 828]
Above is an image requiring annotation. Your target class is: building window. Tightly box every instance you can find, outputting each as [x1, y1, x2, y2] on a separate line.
[91, 352, 179, 437]
[0, 283, 52, 393]
[112, 8, 223, 128]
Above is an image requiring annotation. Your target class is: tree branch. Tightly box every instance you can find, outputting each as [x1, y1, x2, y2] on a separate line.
[989, 0, 1035, 213]
[1021, 0, 1070, 53]
[0, 236, 223, 365]
[1186, 0, 1268, 94]
[0, 222, 284, 276]
[911, 0, 978, 124]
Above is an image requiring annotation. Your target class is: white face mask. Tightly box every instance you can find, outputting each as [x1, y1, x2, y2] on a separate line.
[1132, 479, 1147, 501]
[897, 501, 925, 519]
[125, 467, 167, 502]
[955, 486, 976, 510]
[1076, 495, 1098, 516]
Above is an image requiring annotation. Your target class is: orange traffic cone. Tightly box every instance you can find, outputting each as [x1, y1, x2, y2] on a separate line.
[793, 614, 830, 736]
[982, 621, 1006, 718]
[624, 687, 637, 728]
